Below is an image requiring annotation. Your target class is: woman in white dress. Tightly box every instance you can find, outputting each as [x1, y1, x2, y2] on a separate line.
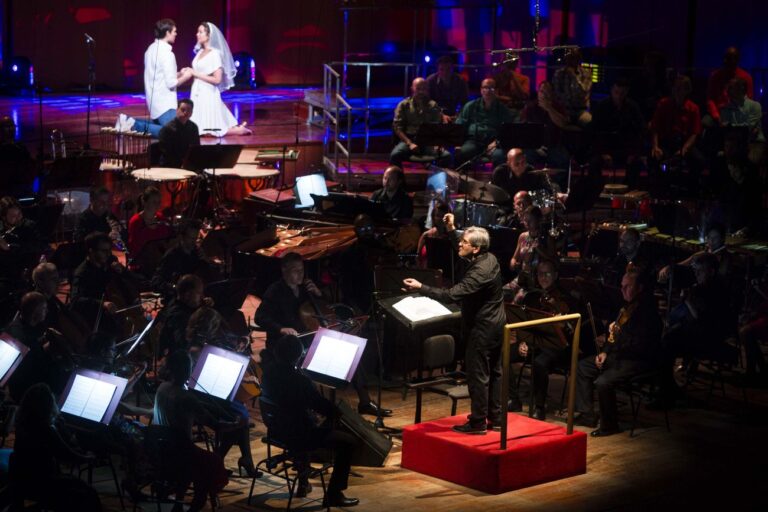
[186, 22, 251, 136]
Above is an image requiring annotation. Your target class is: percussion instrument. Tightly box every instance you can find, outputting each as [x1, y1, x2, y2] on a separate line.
[131, 168, 198, 212]
[205, 165, 279, 205]
[452, 198, 501, 229]
[465, 180, 510, 204]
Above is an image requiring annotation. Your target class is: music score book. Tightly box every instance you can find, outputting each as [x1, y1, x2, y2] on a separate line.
[59, 369, 128, 425]
[301, 327, 367, 389]
[392, 295, 452, 323]
[0, 333, 29, 387]
[190, 345, 250, 401]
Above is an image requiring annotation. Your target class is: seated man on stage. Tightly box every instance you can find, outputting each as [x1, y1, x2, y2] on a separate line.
[260, 335, 360, 506]
[70, 232, 127, 320]
[73, 186, 124, 246]
[158, 274, 212, 356]
[127, 186, 174, 270]
[152, 219, 216, 300]
[658, 222, 732, 282]
[603, 227, 654, 289]
[404, 216, 506, 434]
[506, 259, 576, 418]
[390, 77, 449, 167]
[255, 252, 392, 418]
[425, 55, 469, 119]
[370, 166, 414, 220]
[491, 148, 550, 202]
[455, 78, 514, 168]
[575, 264, 662, 436]
[0, 196, 49, 285]
[158, 98, 200, 168]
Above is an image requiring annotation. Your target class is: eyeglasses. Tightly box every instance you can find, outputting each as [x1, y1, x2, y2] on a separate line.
[537, 271, 555, 277]
[458, 239, 473, 246]
[481, 86, 496, 91]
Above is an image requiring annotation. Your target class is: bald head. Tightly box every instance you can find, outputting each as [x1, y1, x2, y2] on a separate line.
[411, 77, 428, 100]
[507, 148, 526, 176]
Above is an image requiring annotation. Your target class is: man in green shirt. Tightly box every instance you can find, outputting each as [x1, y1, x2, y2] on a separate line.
[456, 77, 514, 167]
[390, 77, 450, 167]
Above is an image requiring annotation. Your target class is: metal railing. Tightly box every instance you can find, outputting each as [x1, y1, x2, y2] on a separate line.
[322, 64, 352, 187]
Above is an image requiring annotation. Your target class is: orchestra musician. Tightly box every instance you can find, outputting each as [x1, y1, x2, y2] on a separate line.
[70, 232, 129, 322]
[255, 252, 392, 418]
[505, 206, 557, 302]
[506, 259, 577, 419]
[0, 196, 48, 287]
[390, 77, 450, 167]
[658, 222, 732, 282]
[455, 77, 515, 167]
[4, 292, 70, 403]
[370, 166, 414, 220]
[574, 264, 662, 436]
[158, 274, 213, 356]
[151, 218, 216, 300]
[73, 186, 124, 246]
[158, 98, 200, 168]
[491, 148, 550, 203]
[127, 186, 173, 269]
[153, 350, 229, 512]
[404, 217, 506, 435]
[603, 227, 654, 288]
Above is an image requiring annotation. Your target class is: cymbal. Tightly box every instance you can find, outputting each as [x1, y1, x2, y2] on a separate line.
[531, 168, 567, 174]
[465, 180, 510, 204]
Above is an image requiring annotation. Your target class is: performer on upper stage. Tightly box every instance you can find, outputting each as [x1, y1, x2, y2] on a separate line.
[129, 19, 193, 138]
[186, 22, 251, 137]
[491, 148, 550, 202]
[370, 166, 414, 220]
[404, 216, 506, 434]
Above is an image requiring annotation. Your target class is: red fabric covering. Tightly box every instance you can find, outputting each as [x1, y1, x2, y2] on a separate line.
[402, 413, 587, 494]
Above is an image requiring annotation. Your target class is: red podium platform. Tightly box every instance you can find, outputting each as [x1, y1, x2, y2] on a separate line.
[401, 413, 587, 494]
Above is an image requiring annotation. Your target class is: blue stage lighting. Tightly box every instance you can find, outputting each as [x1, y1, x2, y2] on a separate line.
[424, 55, 431, 63]
[233, 51, 256, 89]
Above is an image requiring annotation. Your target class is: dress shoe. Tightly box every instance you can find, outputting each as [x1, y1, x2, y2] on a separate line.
[532, 407, 546, 421]
[573, 411, 598, 428]
[507, 398, 523, 412]
[322, 491, 359, 507]
[590, 426, 622, 437]
[451, 421, 487, 435]
[295, 480, 312, 498]
[238, 457, 262, 478]
[487, 419, 502, 431]
[358, 401, 392, 417]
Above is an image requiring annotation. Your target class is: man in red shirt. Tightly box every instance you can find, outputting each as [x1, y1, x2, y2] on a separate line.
[706, 46, 754, 125]
[649, 75, 705, 195]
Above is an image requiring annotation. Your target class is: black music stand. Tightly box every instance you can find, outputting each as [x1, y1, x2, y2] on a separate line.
[183, 144, 243, 219]
[498, 122, 550, 151]
[415, 123, 466, 149]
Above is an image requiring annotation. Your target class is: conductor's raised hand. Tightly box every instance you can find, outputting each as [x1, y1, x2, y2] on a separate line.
[402, 278, 422, 291]
[442, 213, 456, 232]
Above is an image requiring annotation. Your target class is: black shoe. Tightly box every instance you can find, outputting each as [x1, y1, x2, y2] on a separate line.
[573, 411, 598, 428]
[507, 398, 523, 412]
[487, 419, 502, 431]
[590, 426, 622, 437]
[452, 421, 487, 435]
[323, 491, 359, 507]
[295, 480, 312, 498]
[238, 457, 262, 479]
[532, 407, 546, 421]
[358, 401, 392, 417]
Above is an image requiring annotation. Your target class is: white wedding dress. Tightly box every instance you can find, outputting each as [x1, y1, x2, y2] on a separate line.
[189, 48, 239, 135]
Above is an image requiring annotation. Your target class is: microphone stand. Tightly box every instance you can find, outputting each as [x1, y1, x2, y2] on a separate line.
[369, 291, 400, 436]
[84, 35, 96, 150]
[453, 141, 497, 228]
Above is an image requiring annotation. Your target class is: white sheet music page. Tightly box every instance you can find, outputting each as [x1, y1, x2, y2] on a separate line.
[194, 353, 243, 399]
[306, 335, 358, 381]
[61, 374, 117, 422]
[392, 295, 451, 323]
[0, 341, 20, 381]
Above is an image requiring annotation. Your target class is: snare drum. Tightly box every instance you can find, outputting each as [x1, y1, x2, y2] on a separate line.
[452, 199, 500, 228]
[131, 168, 198, 212]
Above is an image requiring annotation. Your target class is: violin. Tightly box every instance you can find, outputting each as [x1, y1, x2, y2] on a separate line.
[49, 297, 92, 355]
[607, 302, 637, 344]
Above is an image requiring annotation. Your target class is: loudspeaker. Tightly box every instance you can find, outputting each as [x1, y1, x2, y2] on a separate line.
[336, 399, 392, 467]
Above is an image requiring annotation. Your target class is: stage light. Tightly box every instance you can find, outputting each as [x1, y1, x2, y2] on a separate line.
[233, 51, 257, 89]
[424, 55, 431, 63]
[4, 56, 34, 89]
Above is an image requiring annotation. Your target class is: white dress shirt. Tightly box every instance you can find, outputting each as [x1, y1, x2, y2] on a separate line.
[143, 39, 179, 120]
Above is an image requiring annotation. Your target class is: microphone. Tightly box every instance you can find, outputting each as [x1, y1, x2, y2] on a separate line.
[85, 33, 95, 44]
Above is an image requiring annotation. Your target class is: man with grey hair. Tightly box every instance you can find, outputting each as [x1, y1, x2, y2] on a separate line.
[404, 215, 505, 434]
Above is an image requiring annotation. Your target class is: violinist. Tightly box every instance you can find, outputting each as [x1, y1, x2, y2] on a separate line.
[506, 259, 576, 419]
[73, 186, 124, 246]
[0, 196, 48, 286]
[505, 206, 557, 302]
[4, 292, 70, 403]
[127, 186, 173, 269]
[575, 265, 662, 436]
[158, 274, 213, 356]
[256, 252, 392, 418]
[658, 223, 732, 282]
[70, 232, 127, 327]
[151, 219, 215, 300]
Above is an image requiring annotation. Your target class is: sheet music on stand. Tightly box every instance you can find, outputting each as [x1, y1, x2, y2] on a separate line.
[190, 344, 250, 402]
[391, 295, 452, 323]
[301, 327, 367, 389]
[59, 369, 128, 425]
[0, 333, 28, 387]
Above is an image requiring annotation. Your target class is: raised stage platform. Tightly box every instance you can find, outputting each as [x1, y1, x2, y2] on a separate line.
[402, 413, 587, 494]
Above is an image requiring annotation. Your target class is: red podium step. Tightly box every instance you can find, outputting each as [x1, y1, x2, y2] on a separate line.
[402, 413, 587, 494]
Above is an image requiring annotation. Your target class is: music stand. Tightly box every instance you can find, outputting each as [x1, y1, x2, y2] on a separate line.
[190, 344, 250, 401]
[498, 122, 550, 150]
[183, 144, 243, 219]
[415, 123, 466, 149]
[301, 327, 367, 390]
[205, 278, 252, 313]
[0, 333, 29, 388]
[59, 369, 128, 425]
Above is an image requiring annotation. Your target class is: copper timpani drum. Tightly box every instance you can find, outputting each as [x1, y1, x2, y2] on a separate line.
[204, 165, 279, 204]
[131, 168, 198, 213]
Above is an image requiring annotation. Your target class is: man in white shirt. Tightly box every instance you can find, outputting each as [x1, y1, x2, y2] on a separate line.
[129, 19, 192, 138]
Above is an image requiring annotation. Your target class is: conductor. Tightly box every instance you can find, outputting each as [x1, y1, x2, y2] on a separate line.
[403, 215, 506, 434]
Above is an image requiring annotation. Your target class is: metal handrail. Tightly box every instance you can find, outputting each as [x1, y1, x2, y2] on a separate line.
[501, 313, 582, 449]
